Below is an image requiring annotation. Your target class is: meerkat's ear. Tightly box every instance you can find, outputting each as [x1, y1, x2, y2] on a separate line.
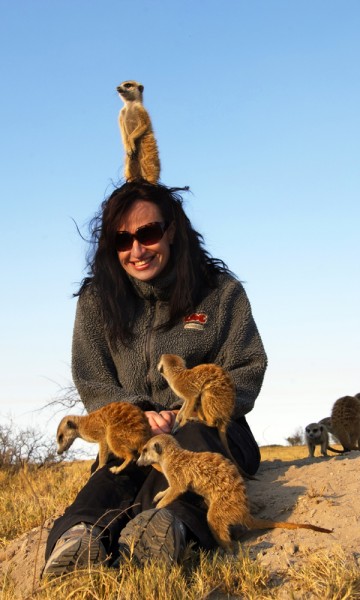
[66, 419, 78, 430]
[138, 84, 144, 93]
[154, 442, 163, 455]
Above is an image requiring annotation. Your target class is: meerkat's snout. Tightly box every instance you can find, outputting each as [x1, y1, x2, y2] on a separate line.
[56, 418, 79, 455]
[56, 434, 65, 455]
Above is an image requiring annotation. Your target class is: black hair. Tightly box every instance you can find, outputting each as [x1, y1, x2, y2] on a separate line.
[76, 180, 232, 347]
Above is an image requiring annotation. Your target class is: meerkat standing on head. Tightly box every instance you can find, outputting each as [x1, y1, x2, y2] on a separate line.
[158, 354, 255, 480]
[330, 394, 360, 451]
[137, 434, 332, 553]
[304, 422, 343, 457]
[56, 401, 152, 474]
[116, 80, 161, 184]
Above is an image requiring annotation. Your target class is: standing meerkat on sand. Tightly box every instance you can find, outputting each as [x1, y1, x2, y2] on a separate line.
[137, 434, 332, 552]
[157, 354, 239, 466]
[330, 394, 360, 451]
[304, 422, 343, 457]
[56, 401, 152, 474]
[116, 80, 161, 184]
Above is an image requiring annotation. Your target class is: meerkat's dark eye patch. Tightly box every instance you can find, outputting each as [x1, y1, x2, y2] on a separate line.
[154, 442, 163, 455]
[124, 83, 132, 89]
[58, 434, 63, 444]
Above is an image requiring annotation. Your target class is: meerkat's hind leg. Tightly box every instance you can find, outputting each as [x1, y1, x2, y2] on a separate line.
[337, 430, 354, 452]
[174, 394, 200, 429]
[206, 507, 235, 553]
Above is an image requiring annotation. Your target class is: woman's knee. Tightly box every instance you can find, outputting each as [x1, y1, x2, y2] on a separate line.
[173, 421, 226, 454]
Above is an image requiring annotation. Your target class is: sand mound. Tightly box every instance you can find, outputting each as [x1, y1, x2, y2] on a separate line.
[1, 452, 360, 598]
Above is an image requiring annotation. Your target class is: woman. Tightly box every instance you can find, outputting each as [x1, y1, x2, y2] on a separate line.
[43, 180, 267, 575]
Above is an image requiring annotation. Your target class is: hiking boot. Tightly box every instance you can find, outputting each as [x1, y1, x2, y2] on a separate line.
[42, 522, 108, 576]
[115, 508, 187, 566]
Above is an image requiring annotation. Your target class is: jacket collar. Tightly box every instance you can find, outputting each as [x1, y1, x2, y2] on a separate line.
[128, 266, 176, 301]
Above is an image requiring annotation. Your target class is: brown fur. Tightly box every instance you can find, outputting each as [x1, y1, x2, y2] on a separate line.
[116, 80, 160, 184]
[137, 435, 332, 552]
[330, 395, 360, 451]
[319, 416, 335, 436]
[56, 401, 152, 474]
[305, 422, 343, 457]
[157, 354, 257, 480]
[158, 354, 235, 455]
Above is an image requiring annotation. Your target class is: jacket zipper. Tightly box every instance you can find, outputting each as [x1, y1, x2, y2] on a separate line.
[144, 298, 157, 394]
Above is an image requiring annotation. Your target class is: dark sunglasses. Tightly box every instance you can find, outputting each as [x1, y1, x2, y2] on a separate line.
[115, 221, 170, 252]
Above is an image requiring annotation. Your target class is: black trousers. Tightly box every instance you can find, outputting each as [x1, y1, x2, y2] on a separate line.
[45, 417, 260, 562]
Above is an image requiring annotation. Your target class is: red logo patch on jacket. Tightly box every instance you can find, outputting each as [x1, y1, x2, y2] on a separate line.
[183, 313, 208, 330]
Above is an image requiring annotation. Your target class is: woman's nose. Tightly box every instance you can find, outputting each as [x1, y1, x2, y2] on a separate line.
[131, 239, 146, 257]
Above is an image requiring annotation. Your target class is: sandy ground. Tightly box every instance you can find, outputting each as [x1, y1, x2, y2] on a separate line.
[241, 451, 360, 573]
[1, 451, 360, 598]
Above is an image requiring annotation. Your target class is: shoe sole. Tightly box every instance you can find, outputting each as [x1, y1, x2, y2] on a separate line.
[43, 528, 107, 576]
[118, 508, 185, 565]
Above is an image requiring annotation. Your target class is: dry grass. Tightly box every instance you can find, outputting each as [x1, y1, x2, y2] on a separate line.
[1, 550, 273, 600]
[1, 446, 358, 600]
[260, 444, 310, 462]
[0, 460, 91, 547]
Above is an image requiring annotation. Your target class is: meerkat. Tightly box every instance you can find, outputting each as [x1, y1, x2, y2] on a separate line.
[56, 401, 152, 474]
[137, 434, 332, 552]
[318, 417, 340, 444]
[329, 395, 360, 451]
[304, 422, 343, 457]
[157, 354, 243, 468]
[116, 80, 160, 184]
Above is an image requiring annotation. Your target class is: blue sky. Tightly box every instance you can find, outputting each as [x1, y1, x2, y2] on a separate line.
[1, 0, 359, 450]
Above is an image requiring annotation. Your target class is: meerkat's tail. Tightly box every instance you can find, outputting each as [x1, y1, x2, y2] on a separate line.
[248, 517, 332, 534]
[327, 446, 347, 454]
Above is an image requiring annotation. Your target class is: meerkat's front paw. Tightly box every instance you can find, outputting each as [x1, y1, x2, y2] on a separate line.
[153, 490, 167, 503]
[156, 497, 170, 509]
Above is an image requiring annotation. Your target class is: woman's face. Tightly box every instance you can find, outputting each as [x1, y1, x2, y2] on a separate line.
[116, 200, 175, 281]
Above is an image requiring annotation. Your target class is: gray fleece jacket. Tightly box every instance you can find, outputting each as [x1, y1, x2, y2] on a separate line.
[72, 271, 267, 419]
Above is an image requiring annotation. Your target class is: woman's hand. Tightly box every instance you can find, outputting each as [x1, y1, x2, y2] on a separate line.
[145, 410, 177, 435]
